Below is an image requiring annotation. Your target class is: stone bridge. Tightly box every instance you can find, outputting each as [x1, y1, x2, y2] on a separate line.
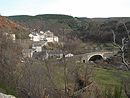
[81, 51, 117, 63]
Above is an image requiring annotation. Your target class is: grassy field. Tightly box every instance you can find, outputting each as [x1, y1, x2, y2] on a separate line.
[94, 67, 130, 98]
[94, 67, 130, 86]
[0, 64, 130, 97]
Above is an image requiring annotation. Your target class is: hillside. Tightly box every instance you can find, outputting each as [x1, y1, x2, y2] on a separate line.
[8, 14, 130, 42]
[9, 14, 91, 38]
[0, 16, 30, 39]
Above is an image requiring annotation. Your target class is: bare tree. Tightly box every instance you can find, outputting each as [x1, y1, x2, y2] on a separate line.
[16, 60, 50, 98]
[112, 30, 130, 70]
[0, 32, 22, 87]
[111, 23, 130, 98]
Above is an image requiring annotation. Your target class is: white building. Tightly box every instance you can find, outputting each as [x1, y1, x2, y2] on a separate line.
[45, 36, 58, 43]
[3, 33, 16, 40]
[54, 36, 59, 42]
[29, 30, 59, 43]
[29, 32, 40, 42]
[22, 49, 34, 58]
[33, 35, 40, 42]
[44, 30, 59, 43]
[46, 37, 54, 43]
[44, 30, 54, 38]
[32, 45, 42, 52]
[40, 34, 45, 40]
[65, 53, 74, 57]
[40, 31, 44, 34]
[10, 34, 16, 40]
[29, 33, 33, 40]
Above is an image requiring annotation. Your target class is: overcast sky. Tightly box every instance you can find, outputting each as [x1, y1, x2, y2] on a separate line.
[0, 0, 130, 18]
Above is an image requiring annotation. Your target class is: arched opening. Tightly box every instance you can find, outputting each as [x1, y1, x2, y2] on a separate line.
[83, 60, 86, 63]
[88, 55, 103, 62]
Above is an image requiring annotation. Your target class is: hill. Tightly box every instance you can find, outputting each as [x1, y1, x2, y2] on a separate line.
[0, 16, 30, 39]
[9, 14, 91, 42]
[8, 14, 130, 42]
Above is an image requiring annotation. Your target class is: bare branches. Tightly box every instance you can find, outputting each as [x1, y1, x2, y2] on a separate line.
[121, 38, 130, 70]
[123, 23, 130, 38]
[111, 24, 130, 71]
[71, 82, 93, 97]
[111, 29, 122, 49]
[44, 60, 62, 96]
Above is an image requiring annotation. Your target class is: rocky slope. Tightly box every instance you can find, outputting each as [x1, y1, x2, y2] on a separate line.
[0, 16, 30, 39]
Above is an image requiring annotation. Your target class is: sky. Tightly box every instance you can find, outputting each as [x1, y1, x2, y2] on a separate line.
[0, 0, 130, 18]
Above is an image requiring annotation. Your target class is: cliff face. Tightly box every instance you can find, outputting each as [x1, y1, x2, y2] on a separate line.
[0, 93, 16, 98]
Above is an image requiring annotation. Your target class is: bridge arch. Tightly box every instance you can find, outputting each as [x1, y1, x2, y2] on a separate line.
[88, 54, 104, 61]
[81, 51, 115, 63]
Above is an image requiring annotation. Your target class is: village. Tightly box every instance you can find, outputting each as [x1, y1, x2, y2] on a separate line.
[2, 29, 116, 64]
[26, 30, 74, 59]
[4, 30, 74, 61]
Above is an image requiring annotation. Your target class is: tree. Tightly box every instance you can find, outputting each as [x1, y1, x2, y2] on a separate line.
[111, 23, 130, 98]
[0, 32, 22, 86]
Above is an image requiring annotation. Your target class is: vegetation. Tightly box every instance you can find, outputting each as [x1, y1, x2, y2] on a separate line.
[94, 68, 130, 86]
[0, 16, 30, 39]
[1, 14, 130, 98]
[9, 14, 130, 43]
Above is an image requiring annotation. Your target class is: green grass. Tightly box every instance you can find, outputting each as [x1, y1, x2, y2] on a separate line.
[94, 68, 120, 86]
[94, 68, 130, 86]
[53, 66, 65, 89]
[0, 81, 17, 96]
[94, 67, 130, 98]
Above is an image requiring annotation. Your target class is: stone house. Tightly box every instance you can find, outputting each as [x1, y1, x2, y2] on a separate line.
[45, 50, 63, 59]
[32, 44, 42, 52]
[10, 34, 16, 40]
[22, 49, 34, 58]
[32, 50, 64, 60]
[29, 32, 40, 42]
[65, 53, 74, 57]
[3, 32, 16, 40]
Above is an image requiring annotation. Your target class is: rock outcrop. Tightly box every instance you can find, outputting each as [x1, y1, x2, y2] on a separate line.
[0, 93, 16, 98]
